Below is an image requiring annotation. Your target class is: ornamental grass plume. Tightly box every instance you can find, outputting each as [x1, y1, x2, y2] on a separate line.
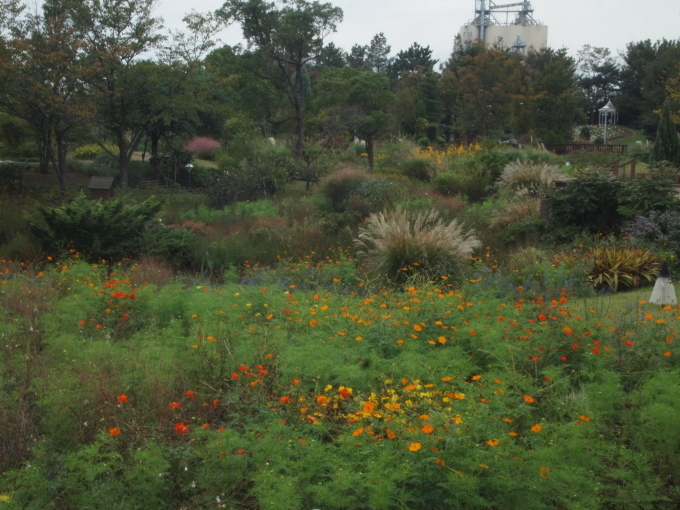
[496, 160, 566, 196]
[354, 207, 481, 284]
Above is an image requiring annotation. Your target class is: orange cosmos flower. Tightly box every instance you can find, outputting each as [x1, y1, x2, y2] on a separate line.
[174, 422, 189, 434]
[531, 423, 542, 433]
[316, 395, 329, 404]
[108, 427, 121, 436]
[434, 458, 446, 466]
[562, 327, 573, 335]
[352, 427, 364, 436]
[309, 320, 317, 327]
[279, 396, 291, 404]
[578, 414, 591, 422]
[508, 431, 519, 437]
[486, 439, 499, 446]
[79, 320, 86, 326]
[523, 395, 535, 403]
[539, 466, 551, 479]
[471, 375, 482, 381]
[117, 394, 128, 403]
[169, 401, 181, 410]
[663, 351, 672, 356]
[408, 442, 422, 452]
[185, 390, 195, 399]
[421, 424, 434, 434]
[413, 324, 422, 332]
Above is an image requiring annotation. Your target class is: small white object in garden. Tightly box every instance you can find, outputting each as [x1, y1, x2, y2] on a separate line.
[649, 262, 677, 305]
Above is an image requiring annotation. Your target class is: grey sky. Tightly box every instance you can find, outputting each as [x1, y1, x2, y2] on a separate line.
[158, 0, 680, 65]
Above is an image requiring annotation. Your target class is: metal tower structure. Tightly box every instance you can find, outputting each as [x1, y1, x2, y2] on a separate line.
[470, 1, 541, 43]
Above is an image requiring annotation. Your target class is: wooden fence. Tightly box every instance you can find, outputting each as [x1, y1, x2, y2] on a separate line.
[544, 143, 628, 155]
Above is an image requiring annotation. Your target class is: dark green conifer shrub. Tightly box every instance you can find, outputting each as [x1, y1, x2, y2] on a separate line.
[30, 193, 162, 262]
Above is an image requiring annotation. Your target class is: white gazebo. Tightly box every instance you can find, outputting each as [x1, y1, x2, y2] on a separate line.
[598, 100, 618, 144]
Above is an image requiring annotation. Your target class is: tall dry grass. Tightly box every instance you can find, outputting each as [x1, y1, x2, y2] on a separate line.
[354, 207, 481, 285]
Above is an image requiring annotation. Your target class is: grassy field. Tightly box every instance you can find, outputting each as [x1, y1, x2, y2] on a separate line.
[1, 255, 679, 509]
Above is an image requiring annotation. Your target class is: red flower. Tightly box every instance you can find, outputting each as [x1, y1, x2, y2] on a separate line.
[128, 293, 135, 300]
[108, 427, 121, 436]
[185, 390, 195, 399]
[231, 372, 240, 380]
[169, 401, 181, 410]
[237, 364, 249, 372]
[591, 348, 601, 355]
[339, 388, 351, 399]
[117, 394, 128, 403]
[174, 422, 189, 434]
[212, 398, 220, 408]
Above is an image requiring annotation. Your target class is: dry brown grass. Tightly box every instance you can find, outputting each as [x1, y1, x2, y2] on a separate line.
[490, 198, 540, 230]
[133, 258, 175, 287]
[0, 281, 54, 470]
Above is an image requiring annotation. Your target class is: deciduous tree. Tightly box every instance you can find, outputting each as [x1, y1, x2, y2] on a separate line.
[218, 0, 343, 160]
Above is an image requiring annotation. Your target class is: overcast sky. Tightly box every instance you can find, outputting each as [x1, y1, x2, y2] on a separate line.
[157, 0, 680, 65]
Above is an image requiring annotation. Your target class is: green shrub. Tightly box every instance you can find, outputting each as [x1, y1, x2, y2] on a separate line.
[351, 177, 408, 213]
[30, 193, 162, 262]
[318, 211, 363, 236]
[140, 222, 199, 270]
[546, 170, 621, 239]
[321, 167, 369, 210]
[354, 207, 481, 285]
[0, 162, 25, 195]
[73, 144, 117, 160]
[400, 157, 436, 182]
[589, 246, 659, 292]
[617, 176, 680, 219]
[417, 137, 431, 148]
[477, 148, 528, 181]
[433, 167, 493, 203]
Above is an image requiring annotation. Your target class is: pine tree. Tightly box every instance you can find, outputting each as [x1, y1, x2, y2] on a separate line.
[649, 99, 680, 166]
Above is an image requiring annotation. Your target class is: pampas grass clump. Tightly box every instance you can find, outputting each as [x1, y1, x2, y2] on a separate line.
[497, 160, 565, 196]
[354, 207, 481, 284]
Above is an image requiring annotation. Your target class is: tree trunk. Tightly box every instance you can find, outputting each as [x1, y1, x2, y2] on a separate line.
[150, 132, 161, 171]
[54, 130, 69, 192]
[366, 136, 375, 171]
[295, 103, 305, 161]
[117, 132, 129, 189]
[38, 129, 51, 175]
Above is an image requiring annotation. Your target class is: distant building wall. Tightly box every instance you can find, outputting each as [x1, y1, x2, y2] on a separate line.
[459, 24, 548, 53]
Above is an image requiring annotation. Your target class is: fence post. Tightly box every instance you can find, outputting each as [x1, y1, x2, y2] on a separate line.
[630, 159, 636, 180]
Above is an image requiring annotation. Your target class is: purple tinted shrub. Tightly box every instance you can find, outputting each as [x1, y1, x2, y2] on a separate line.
[184, 137, 221, 160]
[625, 210, 680, 253]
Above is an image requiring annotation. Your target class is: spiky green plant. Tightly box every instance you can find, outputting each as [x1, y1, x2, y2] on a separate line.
[590, 247, 659, 292]
[496, 160, 566, 196]
[354, 207, 481, 284]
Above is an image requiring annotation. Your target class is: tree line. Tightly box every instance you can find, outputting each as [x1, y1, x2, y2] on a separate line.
[0, 0, 678, 190]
